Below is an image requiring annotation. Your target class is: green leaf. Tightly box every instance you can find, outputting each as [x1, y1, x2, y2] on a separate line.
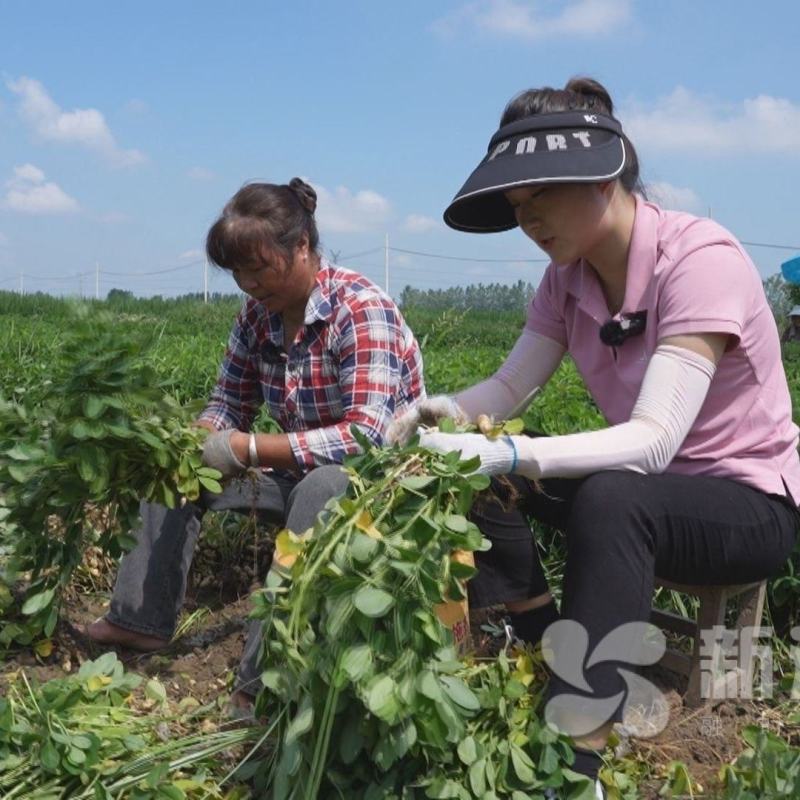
[349, 532, 379, 563]
[444, 514, 469, 533]
[157, 785, 185, 800]
[70, 420, 93, 439]
[21, 587, 56, 616]
[400, 475, 437, 491]
[440, 676, 480, 711]
[457, 735, 479, 765]
[353, 585, 394, 618]
[84, 395, 106, 418]
[145, 678, 168, 705]
[418, 670, 443, 702]
[468, 473, 491, 491]
[339, 722, 364, 764]
[71, 734, 93, 750]
[40, 740, 60, 771]
[341, 644, 373, 681]
[365, 675, 399, 722]
[449, 560, 477, 580]
[510, 744, 535, 785]
[7, 462, 37, 482]
[284, 698, 314, 744]
[197, 475, 223, 494]
[469, 758, 487, 795]
[502, 418, 525, 435]
[5, 443, 44, 461]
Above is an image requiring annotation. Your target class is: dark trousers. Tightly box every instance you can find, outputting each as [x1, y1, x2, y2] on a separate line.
[468, 471, 798, 721]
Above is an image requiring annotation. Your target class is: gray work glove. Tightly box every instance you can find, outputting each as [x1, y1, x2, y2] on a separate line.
[385, 395, 468, 447]
[201, 428, 247, 479]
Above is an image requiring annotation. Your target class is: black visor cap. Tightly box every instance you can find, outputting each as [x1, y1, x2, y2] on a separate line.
[444, 111, 626, 233]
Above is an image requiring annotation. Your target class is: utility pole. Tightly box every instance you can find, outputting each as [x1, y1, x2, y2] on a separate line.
[384, 233, 389, 295]
[95, 262, 100, 300]
[19, 273, 24, 295]
[204, 260, 209, 304]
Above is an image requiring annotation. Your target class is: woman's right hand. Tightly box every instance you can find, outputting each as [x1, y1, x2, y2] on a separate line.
[201, 428, 248, 479]
[385, 395, 468, 446]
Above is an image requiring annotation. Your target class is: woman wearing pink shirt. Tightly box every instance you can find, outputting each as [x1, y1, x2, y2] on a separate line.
[389, 77, 799, 795]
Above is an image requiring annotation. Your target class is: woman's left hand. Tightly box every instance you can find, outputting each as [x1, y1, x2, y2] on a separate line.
[418, 430, 516, 476]
[201, 428, 249, 479]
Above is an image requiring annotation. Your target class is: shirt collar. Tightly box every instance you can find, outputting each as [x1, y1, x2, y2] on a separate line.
[303, 258, 335, 326]
[257, 258, 335, 347]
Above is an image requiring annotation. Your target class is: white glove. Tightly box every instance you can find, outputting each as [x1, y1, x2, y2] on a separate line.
[386, 395, 468, 446]
[201, 429, 247, 479]
[418, 430, 516, 475]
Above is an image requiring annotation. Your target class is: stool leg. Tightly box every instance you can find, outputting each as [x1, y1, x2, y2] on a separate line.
[733, 582, 768, 700]
[686, 587, 728, 708]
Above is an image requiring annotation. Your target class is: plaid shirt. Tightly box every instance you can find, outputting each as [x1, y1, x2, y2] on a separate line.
[198, 262, 425, 471]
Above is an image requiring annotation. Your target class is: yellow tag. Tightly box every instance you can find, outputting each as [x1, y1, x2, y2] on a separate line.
[274, 528, 310, 569]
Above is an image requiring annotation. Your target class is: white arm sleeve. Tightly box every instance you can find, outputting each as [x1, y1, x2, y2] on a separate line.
[455, 329, 566, 420]
[512, 344, 716, 479]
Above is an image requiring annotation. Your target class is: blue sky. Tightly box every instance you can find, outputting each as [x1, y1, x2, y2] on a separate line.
[1, 0, 799, 298]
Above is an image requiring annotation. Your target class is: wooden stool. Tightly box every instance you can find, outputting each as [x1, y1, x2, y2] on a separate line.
[650, 578, 768, 708]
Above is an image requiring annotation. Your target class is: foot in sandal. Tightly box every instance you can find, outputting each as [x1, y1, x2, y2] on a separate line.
[84, 617, 169, 652]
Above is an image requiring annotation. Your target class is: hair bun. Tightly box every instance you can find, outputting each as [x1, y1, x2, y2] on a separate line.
[564, 77, 614, 115]
[288, 178, 317, 214]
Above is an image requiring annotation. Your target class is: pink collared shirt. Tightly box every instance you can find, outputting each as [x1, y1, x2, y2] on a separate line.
[526, 194, 800, 504]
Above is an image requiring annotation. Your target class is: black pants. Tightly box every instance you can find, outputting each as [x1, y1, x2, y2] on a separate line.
[468, 471, 798, 721]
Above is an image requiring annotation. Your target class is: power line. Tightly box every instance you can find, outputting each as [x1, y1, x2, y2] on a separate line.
[336, 246, 384, 261]
[100, 259, 204, 277]
[390, 246, 546, 263]
[23, 270, 93, 281]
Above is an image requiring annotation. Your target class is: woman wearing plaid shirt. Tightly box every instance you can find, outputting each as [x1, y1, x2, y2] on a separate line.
[86, 178, 424, 708]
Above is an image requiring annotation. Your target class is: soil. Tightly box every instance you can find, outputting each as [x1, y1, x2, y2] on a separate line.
[1, 542, 796, 800]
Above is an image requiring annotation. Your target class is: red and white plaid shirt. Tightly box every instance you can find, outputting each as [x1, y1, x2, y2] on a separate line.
[198, 262, 425, 471]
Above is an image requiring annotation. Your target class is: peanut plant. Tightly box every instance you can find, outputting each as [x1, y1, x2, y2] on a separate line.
[0, 311, 221, 651]
[249, 433, 595, 799]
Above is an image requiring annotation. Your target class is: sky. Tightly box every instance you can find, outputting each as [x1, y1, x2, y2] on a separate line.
[1, 0, 799, 299]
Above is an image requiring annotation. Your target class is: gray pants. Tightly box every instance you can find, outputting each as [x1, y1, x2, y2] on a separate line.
[106, 465, 350, 696]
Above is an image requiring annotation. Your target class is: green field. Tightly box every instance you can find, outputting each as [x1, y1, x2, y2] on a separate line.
[1, 290, 798, 799]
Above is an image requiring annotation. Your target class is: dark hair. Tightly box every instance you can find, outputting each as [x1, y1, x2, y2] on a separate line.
[206, 177, 320, 271]
[500, 77, 645, 195]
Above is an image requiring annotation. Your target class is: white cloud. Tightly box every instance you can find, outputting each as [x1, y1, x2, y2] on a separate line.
[6, 76, 146, 167]
[3, 163, 79, 214]
[403, 213, 440, 233]
[312, 182, 391, 233]
[179, 248, 204, 261]
[187, 166, 215, 181]
[431, 0, 631, 40]
[645, 182, 702, 213]
[623, 87, 800, 155]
